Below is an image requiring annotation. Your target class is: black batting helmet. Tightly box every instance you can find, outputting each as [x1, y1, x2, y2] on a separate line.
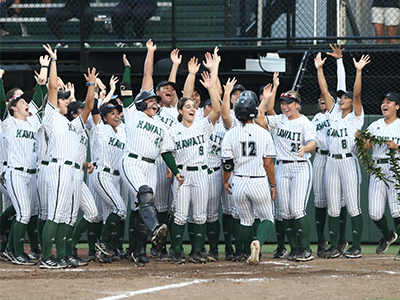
[134, 90, 161, 111]
[240, 90, 258, 104]
[234, 96, 258, 122]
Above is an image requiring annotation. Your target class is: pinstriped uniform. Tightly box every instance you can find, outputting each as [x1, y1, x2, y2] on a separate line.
[2, 111, 41, 224]
[325, 110, 364, 218]
[221, 122, 275, 226]
[120, 104, 174, 207]
[43, 102, 85, 223]
[367, 118, 400, 221]
[0, 126, 11, 211]
[92, 121, 126, 219]
[154, 106, 179, 213]
[267, 114, 316, 220]
[36, 126, 50, 220]
[169, 116, 214, 225]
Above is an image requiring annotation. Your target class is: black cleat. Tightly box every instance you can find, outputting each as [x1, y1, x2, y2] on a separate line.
[95, 240, 115, 257]
[40, 256, 66, 269]
[13, 253, 37, 266]
[273, 246, 288, 259]
[151, 224, 168, 247]
[324, 246, 341, 259]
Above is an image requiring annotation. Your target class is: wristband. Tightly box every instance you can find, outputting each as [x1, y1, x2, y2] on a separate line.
[50, 58, 57, 62]
[336, 55, 343, 60]
[398, 145, 400, 150]
[270, 184, 276, 188]
[41, 65, 49, 68]
[86, 82, 95, 87]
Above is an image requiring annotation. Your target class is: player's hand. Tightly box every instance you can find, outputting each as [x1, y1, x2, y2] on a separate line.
[353, 54, 371, 70]
[202, 52, 214, 71]
[57, 76, 65, 90]
[188, 56, 200, 75]
[213, 46, 221, 63]
[122, 54, 131, 68]
[84, 67, 99, 84]
[176, 173, 185, 185]
[314, 52, 327, 69]
[43, 44, 57, 59]
[199, 71, 212, 89]
[272, 71, 280, 87]
[65, 82, 75, 99]
[170, 48, 182, 65]
[298, 145, 305, 157]
[262, 83, 273, 100]
[165, 167, 173, 179]
[223, 77, 237, 94]
[109, 75, 119, 91]
[39, 55, 51, 67]
[224, 182, 232, 195]
[34, 70, 46, 86]
[385, 139, 398, 150]
[327, 43, 344, 59]
[354, 130, 362, 139]
[146, 39, 157, 52]
[83, 162, 94, 174]
[0, 68, 4, 79]
[270, 186, 277, 201]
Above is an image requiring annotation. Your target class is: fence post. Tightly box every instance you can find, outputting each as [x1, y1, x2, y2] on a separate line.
[286, 0, 291, 49]
[80, 0, 87, 71]
[172, 0, 176, 48]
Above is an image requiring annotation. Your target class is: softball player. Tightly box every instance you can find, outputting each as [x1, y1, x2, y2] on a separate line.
[324, 54, 370, 259]
[265, 86, 317, 262]
[169, 72, 221, 264]
[222, 95, 277, 266]
[40, 44, 97, 269]
[361, 92, 400, 258]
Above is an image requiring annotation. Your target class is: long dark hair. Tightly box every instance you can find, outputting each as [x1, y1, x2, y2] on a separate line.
[6, 87, 22, 102]
[177, 97, 193, 122]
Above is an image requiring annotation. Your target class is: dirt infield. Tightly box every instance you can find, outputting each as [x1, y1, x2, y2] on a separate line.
[1, 250, 400, 300]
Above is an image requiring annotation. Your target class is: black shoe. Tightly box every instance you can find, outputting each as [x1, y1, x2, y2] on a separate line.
[295, 249, 314, 262]
[59, 256, 78, 268]
[150, 245, 159, 258]
[232, 250, 246, 262]
[225, 246, 234, 260]
[201, 245, 207, 257]
[192, 252, 207, 264]
[159, 247, 172, 261]
[376, 230, 398, 254]
[187, 249, 195, 262]
[317, 240, 328, 258]
[111, 249, 120, 261]
[324, 245, 341, 259]
[138, 253, 149, 264]
[151, 224, 168, 247]
[207, 248, 219, 262]
[86, 250, 96, 262]
[3, 248, 17, 262]
[95, 240, 115, 257]
[70, 255, 88, 266]
[13, 253, 37, 266]
[131, 252, 146, 267]
[172, 253, 185, 264]
[344, 246, 362, 259]
[394, 249, 400, 261]
[117, 248, 126, 259]
[286, 249, 298, 261]
[40, 256, 65, 269]
[273, 246, 288, 259]
[97, 252, 112, 263]
[337, 240, 348, 254]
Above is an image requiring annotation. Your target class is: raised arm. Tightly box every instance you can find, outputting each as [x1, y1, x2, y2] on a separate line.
[326, 43, 346, 93]
[199, 71, 220, 124]
[352, 54, 370, 116]
[168, 48, 181, 107]
[203, 48, 223, 98]
[121, 54, 134, 108]
[182, 57, 200, 98]
[209, 47, 221, 96]
[43, 44, 58, 107]
[221, 77, 236, 128]
[265, 71, 279, 115]
[255, 83, 273, 130]
[141, 39, 156, 91]
[32, 54, 50, 108]
[0, 69, 7, 121]
[102, 75, 119, 104]
[81, 68, 98, 123]
[314, 52, 334, 111]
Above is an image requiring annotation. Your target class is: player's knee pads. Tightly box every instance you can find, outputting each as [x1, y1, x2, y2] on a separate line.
[222, 158, 234, 172]
[138, 185, 154, 207]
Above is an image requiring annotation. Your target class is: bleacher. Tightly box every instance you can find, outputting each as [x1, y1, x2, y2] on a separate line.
[0, 0, 226, 48]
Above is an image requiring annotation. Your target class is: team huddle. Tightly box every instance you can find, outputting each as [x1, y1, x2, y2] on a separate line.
[0, 41, 399, 269]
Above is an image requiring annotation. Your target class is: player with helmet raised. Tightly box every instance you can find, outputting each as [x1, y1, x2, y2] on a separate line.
[222, 87, 276, 266]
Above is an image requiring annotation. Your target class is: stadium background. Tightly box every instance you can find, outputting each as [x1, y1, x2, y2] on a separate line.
[0, 0, 399, 244]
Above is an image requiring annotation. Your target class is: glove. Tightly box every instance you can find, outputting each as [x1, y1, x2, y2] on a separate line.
[120, 81, 133, 99]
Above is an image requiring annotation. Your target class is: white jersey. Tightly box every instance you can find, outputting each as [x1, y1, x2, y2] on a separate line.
[194, 107, 204, 121]
[1, 114, 41, 169]
[77, 129, 90, 166]
[169, 116, 214, 166]
[123, 103, 174, 159]
[368, 118, 400, 159]
[93, 121, 126, 169]
[157, 106, 179, 128]
[267, 114, 316, 161]
[0, 127, 7, 163]
[326, 109, 364, 154]
[207, 122, 227, 168]
[43, 102, 85, 162]
[222, 122, 276, 177]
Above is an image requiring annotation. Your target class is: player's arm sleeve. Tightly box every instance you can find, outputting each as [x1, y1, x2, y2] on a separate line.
[31, 82, 44, 110]
[72, 115, 86, 134]
[160, 125, 176, 154]
[263, 132, 276, 158]
[122, 66, 134, 108]
[354, 109, 364, 130]
[161, 152, 180, 176]
[221, 132, 234, 169]
[0, 78, 7, 121]
[336, 58, 346, 94]
[266, 115, 278, 130]
[304, 120, 317, 145]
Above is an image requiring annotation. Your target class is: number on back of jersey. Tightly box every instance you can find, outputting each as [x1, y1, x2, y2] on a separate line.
[240, 141, 256, 156]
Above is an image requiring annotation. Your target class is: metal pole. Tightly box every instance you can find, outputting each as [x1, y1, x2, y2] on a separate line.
[313, 0, 317, 45]
[257, 0, 262, 46]
[286, 0, 291, 49]
[172, 0, 176, 48]
[80, 0, 86, 71]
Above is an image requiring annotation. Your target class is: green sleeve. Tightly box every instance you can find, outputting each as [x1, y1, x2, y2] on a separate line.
[31, 83, 46, 109]
[0, 78, 7, 121]
[122, 66, 134, 108]
[161, 152, 179, 176]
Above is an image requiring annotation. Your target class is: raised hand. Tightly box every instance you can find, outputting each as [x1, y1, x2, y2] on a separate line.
[187, 56, 200, 75]
[0, 69, 4, 79]
[39, 55, 51, 67]
[273, 71, 280, 87]
[146, 39, 157, 52]
[199, 71, 212, 89]
[353, 54, 371, 70]
[65, 82, 75, 99]
[95, 77, 106, 91]
[109, 75, 119, 91]
[43, 44, 57, 59]
[262, 83, 273, 100]
[223, 77, 237, 94]
[314, 52, 327, 69]
[84, 67, 99, 84]
[34, 70, 46, 85]
[202, 52, 214, 70]
[327, 43, 345, 59]
[170, 48, 182, 65]
[122, 54, 131, 68]
[213, 46, 221, 63]
[57, 76, 65, 90]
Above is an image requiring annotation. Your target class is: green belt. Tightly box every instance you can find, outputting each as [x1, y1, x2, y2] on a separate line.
[208, 166, 221, 174]
[2, 161, 7, 166]
[51, 158, 80, 169]
[102, 167, 120, 176]
[374, 159, 389, 164]
[329, 153, 352, 159]
[128, 153, 155, 164]
[14, 167, 36, 174]
[177, 164, 208, 171]
[236, 175, 265, 179]
[316, 147, 329, 155]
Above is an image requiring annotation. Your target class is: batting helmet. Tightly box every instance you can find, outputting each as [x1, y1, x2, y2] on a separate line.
[134, 90, 161, 112]
[240, 90, 258, 103]
[234, 96, 258, 122]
